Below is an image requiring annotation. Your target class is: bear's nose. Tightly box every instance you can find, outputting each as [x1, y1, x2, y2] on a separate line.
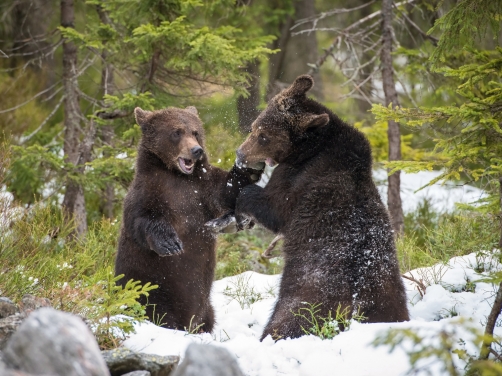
[191, 146, 203, 160]
[236, 149, 246, 167]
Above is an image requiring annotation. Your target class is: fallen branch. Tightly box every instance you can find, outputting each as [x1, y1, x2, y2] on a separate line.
[402, 273, 427, 298]
[262, 234, 284, 259]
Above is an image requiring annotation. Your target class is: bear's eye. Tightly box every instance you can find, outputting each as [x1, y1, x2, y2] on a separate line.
[258, 133, 269, 145]
[193, 131, 199, 138]
[173, 129, 182, 137]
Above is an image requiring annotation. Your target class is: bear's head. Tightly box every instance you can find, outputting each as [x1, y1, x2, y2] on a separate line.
[134, 106, 206, 174]
[236, 75, 329, 168]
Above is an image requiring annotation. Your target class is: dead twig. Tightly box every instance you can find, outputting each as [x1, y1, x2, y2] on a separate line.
[262, 234, 284, 259]
[398, 7, 438, 46]
[402, 273, 427, 298]
[293, 0, 376, 30]
[305, 0, 418, 74]
[19, 94, 66, 145]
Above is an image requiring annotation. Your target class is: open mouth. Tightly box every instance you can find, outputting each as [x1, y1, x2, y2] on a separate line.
[178, 157, 195, 174]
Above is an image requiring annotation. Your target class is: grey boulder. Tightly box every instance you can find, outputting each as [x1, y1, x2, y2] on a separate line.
[172, 343, 243, 376]
[2, 307, 110, 376]
[0, 297, 18, 319]
[101, 347, 178, 376]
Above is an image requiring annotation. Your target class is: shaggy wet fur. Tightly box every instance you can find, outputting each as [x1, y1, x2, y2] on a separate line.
[115, 106, 260, 332]
[234, 75, 409, 340]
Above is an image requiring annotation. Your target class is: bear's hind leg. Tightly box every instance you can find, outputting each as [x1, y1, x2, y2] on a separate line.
[200, 303, 215, 333]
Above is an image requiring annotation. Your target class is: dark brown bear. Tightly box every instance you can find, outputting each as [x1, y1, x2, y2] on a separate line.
[115, 106, 261, 332]
[219, 75, 409, 340]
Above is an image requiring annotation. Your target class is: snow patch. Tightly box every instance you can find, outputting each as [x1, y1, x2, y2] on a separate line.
[124, 253, 502, 375]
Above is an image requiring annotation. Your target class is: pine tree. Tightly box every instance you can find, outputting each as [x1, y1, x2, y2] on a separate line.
[372, 0, 502, 364]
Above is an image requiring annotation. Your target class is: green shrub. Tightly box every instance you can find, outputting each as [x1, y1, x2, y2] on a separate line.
[215, 227, 282, 279]
[222, 273, 274, 310]
[398, 198, 499, 273]
[373, 318, 502, 376]
[0, 201, 156, 349]
[291, 302, 366, 340]
[404, 197, 442, 249]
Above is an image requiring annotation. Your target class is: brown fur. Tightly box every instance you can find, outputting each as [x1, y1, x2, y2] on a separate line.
[115, 106, 260, 332]
[232, 75, 409, 340]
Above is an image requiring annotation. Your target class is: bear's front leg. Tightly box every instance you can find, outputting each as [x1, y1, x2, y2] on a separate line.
[133, 217, 183, 256]
[236, 184, 284, 234]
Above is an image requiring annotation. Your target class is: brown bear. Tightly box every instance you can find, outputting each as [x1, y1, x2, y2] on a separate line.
[115, 106, 262, 332]
[210, 75, 409, 340]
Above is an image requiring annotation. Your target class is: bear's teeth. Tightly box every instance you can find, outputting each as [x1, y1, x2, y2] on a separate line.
[179, 157, 194, 173]
[265, 158, 276, 167]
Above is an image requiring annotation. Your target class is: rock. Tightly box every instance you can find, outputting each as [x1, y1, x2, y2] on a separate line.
[3, 307, 110, 376]
[0, 298, 18, 319]
[121, 371, 151, 376]
[0, 370, 42, 376]
[102, 348, 178, 376]
[0, 315, 23, 350]
[18, 294, 51, 315]
[172, 344, 243, 376]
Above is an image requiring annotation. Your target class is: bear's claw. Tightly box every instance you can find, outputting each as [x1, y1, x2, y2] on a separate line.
[151, 237, 183, 257]
[205, 212, 254, 234]
[205, 212, 238, 234]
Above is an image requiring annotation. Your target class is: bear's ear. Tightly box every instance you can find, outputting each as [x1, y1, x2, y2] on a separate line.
[185, 106, 198, 116]
[299, 113, 329, 130]
[284, 75, 314, 97]
[134, 107, 150, 128]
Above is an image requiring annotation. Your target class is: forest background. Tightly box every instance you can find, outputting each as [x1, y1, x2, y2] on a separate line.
[1, 0, 502, 373]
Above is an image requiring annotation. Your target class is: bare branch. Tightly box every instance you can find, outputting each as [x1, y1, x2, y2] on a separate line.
[339, 68, 378, 100]
[490, 348, 502, 362]
[0, 82, 62, 114]
[77, 88, 103, 107]
[293, 0, 376, 30]
[8, 39, 62, 58]
[19, 94, 66, 145]
[395, 73, 419, 108]
[95, 109, 130, 120]
[0, 49, 8, 58]
[306, 0, 418, 73]
[398, 7, 438, 46]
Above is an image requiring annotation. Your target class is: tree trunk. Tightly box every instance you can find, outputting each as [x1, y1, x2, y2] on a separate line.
[499, 175, 502, 249]
[478, 177, 502, 360]
[355, 0, 376, 116]
[237, 59, 261, 133]
[380, 0, 404, 235]
[97, 6, 115, 219]
[61, 0, 87, 237]
[479, 281, 502, 360]
[267, 0, 323, 100]
[267, 15, 293, 100]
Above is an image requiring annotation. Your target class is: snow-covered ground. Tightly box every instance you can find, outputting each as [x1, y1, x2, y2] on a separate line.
[374, 169, 486, 213]
[124, 252, 502, 376]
